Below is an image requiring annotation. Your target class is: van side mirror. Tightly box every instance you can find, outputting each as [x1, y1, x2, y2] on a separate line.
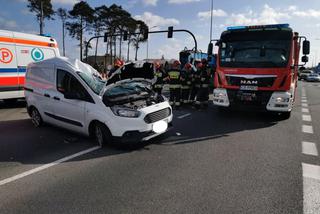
[302, 56, 309, 63]
[303, 40, 310, 55]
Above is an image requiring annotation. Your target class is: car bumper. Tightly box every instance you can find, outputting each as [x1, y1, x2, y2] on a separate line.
[306, 78, 320, 82]
[113, 122, 173, 144]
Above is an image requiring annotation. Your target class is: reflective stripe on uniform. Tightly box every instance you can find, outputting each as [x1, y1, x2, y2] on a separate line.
[201, 84, 209, 88]
[168, 71, 180, 79]
[169, 84, 181, 89]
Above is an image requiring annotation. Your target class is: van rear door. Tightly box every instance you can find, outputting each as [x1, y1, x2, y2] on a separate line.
[15, 45, 57, 95]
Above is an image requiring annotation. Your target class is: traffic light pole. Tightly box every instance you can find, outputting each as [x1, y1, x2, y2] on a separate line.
[84, 28, 198, 63]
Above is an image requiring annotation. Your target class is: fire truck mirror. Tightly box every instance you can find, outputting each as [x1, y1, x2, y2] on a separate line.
[301, 55, 309, 63]
[303, 40, 310, 55]
[207, 43, 213, 56]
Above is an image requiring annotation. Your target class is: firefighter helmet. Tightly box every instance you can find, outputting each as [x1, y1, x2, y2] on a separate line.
[184, 63, 192, 70]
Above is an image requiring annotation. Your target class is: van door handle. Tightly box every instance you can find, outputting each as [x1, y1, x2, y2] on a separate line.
[53, 96, 60, 101]
[44, 94, 50, 98]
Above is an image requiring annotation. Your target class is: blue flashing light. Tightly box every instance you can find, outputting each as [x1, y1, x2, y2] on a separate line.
[227, 26, 247, 31]
[39, 33, 52, 37]
[227, 23, 290, 31]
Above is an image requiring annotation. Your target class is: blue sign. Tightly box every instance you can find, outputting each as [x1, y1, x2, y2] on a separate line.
[31, 48, 44, 61]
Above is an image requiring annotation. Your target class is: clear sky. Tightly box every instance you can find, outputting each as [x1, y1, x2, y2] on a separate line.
[1, 0, 320, 66]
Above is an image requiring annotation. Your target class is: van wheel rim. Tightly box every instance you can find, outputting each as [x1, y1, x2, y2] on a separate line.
[31, 110, 41, 127]
[95, 126, 104, 146]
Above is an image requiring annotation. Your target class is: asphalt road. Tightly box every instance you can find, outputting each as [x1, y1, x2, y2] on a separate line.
[0, 81, 319, 214]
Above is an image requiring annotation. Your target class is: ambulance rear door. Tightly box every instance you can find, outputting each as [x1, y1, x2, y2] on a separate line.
[0, 31, 19, 99]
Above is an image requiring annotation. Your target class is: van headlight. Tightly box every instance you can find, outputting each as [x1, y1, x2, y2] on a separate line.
[111, 106, 141, 118]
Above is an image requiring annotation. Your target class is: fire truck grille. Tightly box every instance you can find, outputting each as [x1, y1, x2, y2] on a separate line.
[144, 108, 171, 124]
[226, 76, 276, 87]
[227, 90, 273, 109]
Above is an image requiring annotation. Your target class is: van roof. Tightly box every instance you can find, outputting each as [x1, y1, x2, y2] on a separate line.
[30, 57, 100, 76]
[0, 29, 57, 44]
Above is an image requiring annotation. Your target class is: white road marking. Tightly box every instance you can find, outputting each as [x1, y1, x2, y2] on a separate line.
[177, 113, 191, 119]
[302, 103, 309, 107]
[302, 108, 310, 113]
[303, 177, 320, 214]
[0, 146, 100, 186]
[302, 163, 320, 180]
[302, 115, 312, 122]
[302, 99, 308, 103]
[302, 141, 318, 156]
[302, 125, 314, 134]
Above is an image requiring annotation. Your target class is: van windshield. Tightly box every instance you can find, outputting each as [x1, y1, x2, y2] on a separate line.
[77, 71, 105, 95]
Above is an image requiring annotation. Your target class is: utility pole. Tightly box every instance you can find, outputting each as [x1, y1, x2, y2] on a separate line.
[40, 1, 44, 34]
[209, 0, 214, 41]
[146, 26, 157, 61]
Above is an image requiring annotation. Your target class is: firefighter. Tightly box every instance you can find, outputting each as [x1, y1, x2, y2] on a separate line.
[166, 60, 182, 108]
[195, 59, 211, 108]
[190, 61, 202, 104]
[108, 59, 123, 84]
[180, 63, 193, 105]
[153, 62, 167, 95]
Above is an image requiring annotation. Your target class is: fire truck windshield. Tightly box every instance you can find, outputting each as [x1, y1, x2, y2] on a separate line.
[219, 40, 291, 68]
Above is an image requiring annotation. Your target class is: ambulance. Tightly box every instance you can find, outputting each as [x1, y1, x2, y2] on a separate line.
[0, 30, 60, 103]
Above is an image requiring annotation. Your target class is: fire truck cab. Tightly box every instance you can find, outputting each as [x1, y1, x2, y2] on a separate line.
[212, 24, 310, 118]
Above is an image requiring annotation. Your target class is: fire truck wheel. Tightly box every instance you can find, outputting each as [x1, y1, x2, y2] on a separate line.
[281, 112, 291, 120]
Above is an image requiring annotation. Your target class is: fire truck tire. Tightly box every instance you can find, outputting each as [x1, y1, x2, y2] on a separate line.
[280, 112, 291, 120]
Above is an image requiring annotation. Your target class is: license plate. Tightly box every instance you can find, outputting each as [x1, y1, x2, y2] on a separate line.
[238, 92, 256, 101]
[240, 85, 258, 91]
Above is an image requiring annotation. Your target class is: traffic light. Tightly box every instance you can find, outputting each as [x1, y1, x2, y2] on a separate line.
[168, 26, 173, 38]
[123, 31, 128, 41]
[143, 28, 149, 40]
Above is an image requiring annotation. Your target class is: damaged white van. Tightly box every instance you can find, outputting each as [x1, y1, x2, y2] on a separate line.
[24, 57, 173, 146]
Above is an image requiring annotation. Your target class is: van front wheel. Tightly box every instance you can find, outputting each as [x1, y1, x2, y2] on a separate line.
[94, 122, 111, 147]
[30, 107, 43, 127]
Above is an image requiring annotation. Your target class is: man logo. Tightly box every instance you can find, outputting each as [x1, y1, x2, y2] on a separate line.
[31, 48, 44, 62]
[240, 79, 258, 85]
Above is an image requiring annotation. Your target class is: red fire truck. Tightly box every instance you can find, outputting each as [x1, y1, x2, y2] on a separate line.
[211, 24, 310, 118]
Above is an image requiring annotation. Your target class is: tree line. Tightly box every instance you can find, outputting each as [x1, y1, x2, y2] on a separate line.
[27, 0, 148, 63]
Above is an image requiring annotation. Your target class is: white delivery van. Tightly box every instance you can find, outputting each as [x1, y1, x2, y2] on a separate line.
[0, 30, 59, 103]
[24, 57, 173, 146]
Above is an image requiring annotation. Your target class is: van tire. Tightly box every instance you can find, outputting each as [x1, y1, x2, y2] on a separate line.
[93, 122, 111, 147]
[30, 107, 43, 127]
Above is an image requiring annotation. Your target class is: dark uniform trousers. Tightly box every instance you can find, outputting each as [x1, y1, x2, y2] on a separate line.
[168, 70, 181, 107]
[181, 83, 191, 104]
